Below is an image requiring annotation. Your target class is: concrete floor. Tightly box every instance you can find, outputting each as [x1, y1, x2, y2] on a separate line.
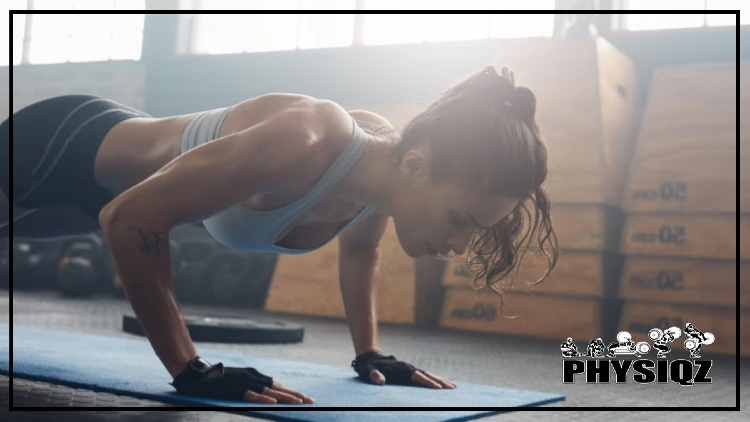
[1, 290, 746, 421]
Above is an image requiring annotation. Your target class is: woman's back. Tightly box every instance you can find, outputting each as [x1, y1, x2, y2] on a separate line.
[93, 93, 318, 197]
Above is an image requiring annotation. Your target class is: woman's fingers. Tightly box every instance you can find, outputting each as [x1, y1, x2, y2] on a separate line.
[369, 370, 386, 385]
[243, 386, 305, 405]
[243, 388, 277, 404]
[271, 382, 315, 404]
[411, 370, 442, 389]
[262, 388, 304, 404]
[422, 371, 457, 389]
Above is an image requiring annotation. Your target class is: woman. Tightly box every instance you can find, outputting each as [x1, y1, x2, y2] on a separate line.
[0, 66, 558, 404]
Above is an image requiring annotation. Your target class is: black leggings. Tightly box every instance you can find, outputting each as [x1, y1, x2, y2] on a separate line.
[1, 95, 150, 219]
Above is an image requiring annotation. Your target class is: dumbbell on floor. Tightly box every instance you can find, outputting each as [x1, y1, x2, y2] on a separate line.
[14, 238, 60, 291]
[57, 234, 109, 298]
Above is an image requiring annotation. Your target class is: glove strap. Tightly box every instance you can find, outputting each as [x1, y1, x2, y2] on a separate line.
[351, 350, 388, 368]
[170, 356, 214, 389]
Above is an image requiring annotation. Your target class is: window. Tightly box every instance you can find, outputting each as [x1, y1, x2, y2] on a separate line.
[189, 0, 555, 54]
[190, 0, 356, 54]
[13, 0, 145, 65]
[3, 0, 28, 66]
[361, 0, 555, 45]
[13, 12, 26, 66]
[489, 1, 555, 40]
[361, 0, 494, 45]
[299, 2, 356, 50]
[706, 0, 746, 25]
[622, 0, 745, 30]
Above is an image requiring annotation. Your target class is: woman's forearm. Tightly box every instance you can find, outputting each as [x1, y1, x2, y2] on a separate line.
[338, 246, 382, 356]
[100, 209, 197, 378]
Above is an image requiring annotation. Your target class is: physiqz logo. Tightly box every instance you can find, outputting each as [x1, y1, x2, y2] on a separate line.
[561, 323, 714, 386]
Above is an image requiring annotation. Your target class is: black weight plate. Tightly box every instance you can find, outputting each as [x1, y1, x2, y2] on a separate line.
[122, 314, 304, 344]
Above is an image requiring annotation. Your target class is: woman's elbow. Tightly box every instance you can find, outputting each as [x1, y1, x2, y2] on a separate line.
[99, 196, 169, 235]
[99, 198, 127, 230]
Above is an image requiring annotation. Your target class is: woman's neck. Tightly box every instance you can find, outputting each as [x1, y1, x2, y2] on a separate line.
[335, 137, 400, 215]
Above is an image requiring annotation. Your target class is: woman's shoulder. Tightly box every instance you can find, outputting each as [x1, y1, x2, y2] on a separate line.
[347, 109, 394, 129]
[245, 100, 394, 186]
[317, 104, 397, 152]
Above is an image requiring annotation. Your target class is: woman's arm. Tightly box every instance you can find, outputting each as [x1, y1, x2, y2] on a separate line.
[339, 214, 458, 390]
[338, 211, 390, 356]
[99, 100, 343, 377]
[336, 110, 395, 356]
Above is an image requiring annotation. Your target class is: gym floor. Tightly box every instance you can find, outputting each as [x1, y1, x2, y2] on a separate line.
[1, 290, 746, 421]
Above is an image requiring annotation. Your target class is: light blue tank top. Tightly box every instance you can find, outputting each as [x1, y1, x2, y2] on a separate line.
[180, 106, 376, 254]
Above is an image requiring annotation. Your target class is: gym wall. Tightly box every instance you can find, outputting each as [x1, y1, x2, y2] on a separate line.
[4, 21, 744, 120]
[0, 68, 8, 120]
[8, 61, 147, 117]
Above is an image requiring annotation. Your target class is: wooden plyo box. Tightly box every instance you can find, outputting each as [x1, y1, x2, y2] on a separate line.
[548, 205, 624, 251]
[350, 37, 640, 207]
[264, 218, 418, 324]
[448, 203, 623, 254]
[442, 250, 622, 299]
[622, 62, 747, 214]
[618, 301, 746, 356]
[489, 38, 639, 207]
[618, 257, 746, 308]
[439, 286, 622, 341]
[619, 213, 747, 260]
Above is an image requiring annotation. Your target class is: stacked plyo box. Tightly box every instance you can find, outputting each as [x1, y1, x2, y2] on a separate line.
[265, 38, 639, 329]
[617, 62, 748, 356]
[438, 38, 639, 342]
[439, 222, 626, 341]
[263, 107, 424, 324]
[264, 215, 421, 324]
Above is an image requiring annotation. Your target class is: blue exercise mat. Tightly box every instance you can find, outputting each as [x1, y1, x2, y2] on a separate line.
[1, 324, 564, 420]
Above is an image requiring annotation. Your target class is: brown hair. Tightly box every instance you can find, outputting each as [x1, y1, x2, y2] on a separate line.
[375, 66, 559, 316]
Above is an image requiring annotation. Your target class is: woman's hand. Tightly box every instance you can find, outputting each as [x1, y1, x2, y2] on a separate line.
[352, 350, 457, 389]
[370, 368, 458, 390]
[171, 357, 314, 404]
[242, 379, 315, 405]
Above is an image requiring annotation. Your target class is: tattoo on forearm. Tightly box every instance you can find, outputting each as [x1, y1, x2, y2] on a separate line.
[127, 226, 169, 255]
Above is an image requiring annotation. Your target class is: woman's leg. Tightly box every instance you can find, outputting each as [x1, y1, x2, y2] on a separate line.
[8, 95, 146, 235]
[0, 186, 37, 227]
[6, 203, 101, 239]
[0, 116, 17, 226]
[0, 186, 11, 226]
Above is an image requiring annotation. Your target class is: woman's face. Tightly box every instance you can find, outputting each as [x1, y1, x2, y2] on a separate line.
[389, 148, 519, 258]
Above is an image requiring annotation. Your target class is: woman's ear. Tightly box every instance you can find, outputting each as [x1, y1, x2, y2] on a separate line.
[400, 149, 428, 181]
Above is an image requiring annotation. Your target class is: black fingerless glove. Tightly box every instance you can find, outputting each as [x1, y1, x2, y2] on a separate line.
[351, 350, 424, 385]
[170, 356, 274, 401]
